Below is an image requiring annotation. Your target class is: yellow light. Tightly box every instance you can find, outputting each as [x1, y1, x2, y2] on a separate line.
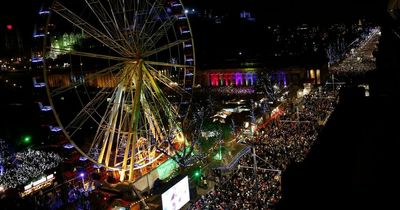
[176, 132, 185, 143]
[310, 69, 315, 79]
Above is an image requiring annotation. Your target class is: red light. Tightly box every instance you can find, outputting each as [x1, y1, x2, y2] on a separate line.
[6, 25, 13, 30]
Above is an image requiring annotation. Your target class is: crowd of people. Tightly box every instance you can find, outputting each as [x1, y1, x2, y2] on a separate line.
[189, 86, 338, 209]
[0, 149, 62, 190]
[330, 27, 380, 75]
[207, 86, 255, 95]
[330, 58, 376, 75]
[8, 177, 96, 210]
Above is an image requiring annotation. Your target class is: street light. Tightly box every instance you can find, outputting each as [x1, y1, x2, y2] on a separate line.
[194, 170, 201, 178]
[79, 172, 86, 191]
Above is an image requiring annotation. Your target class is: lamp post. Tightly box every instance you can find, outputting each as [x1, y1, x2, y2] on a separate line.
[79, 173, 86, 191]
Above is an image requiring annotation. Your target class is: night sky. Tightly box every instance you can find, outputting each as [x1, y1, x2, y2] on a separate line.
[0, 0, 387, 55]
[0, 0, 387, 28]
[184, 0, 386, 22]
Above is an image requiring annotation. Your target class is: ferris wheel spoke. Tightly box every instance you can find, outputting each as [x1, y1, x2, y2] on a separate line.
[123, 0, 140, 50]
[138, 0, 162, 36]
[142, 17, 177, 50]
[142, 76, 178, 135]
[108, 0, 130, 31]
[65, 87, 113, 137]
[97, 85, 126, 166]
[92, 84, 131, 164]
[143, 39, 190, 58]
[142, 66, 180, 123]
[144, 60, 193, 68]
[142, 84, 169, 138]
[50, 49, 130, 61]
[52, 1, 133, 57]
[144, 90, 170, 137]
[138, 0, 165, 49]
[152, 73, 187, 95]
[51, 63, 124, 97]
[145, 64, 188, 95]
[107, 0, 140, 53]
[141, 97, 161, 141]
[84, 0, 135, 54]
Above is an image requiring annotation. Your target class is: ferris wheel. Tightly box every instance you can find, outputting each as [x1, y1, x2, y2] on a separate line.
[42, 0, 196, 181]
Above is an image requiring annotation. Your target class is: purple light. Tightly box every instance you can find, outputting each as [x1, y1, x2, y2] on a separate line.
[31, 57, 43, 63]
[49, 126, 62, 132]
[93, 164, 101, 169]
[33, 78, 46, 88]
[63, 144, 74, 149]
[181, 30, 190, 34]
[79, 173, 84, 177]
[38, 102, 52, 111]
[283, 73, 287, 87]
[235, 72, 242, 86]
[33, 34, 45, 38]
[172, 3, 182, 7]
[245, 72, 254, 86]
[79, 156, 88, 161]
[38, 10, 50, 15]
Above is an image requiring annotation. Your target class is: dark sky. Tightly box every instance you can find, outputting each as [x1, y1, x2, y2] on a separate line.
[0, 0, 388, 23]
[0, 0, 388, 57]
[0, 1, 40, 55]
[0, 0, 388, 28]
[184, 0, 387, 23]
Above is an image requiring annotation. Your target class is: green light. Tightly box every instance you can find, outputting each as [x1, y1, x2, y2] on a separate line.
[194, 169, 201, 178]
[214, 152, 222, 160]
[23, 135, 32, 143]
[156, 158, 178, 180]
[242, 67, 257, 71]
[49, 33, 83, 59]
[213, 144, 223, 160]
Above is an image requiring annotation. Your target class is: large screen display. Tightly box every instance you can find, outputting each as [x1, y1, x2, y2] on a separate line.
[161, 176, 190, 210]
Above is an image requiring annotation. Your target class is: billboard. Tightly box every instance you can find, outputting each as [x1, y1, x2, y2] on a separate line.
[161, 176, 190, 210]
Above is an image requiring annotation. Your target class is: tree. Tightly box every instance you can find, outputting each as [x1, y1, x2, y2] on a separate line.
[156, 103, 206, 169]
[257, 72, 275, 102]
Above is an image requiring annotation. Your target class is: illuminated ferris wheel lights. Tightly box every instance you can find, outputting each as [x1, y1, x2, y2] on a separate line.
[169, 82, 179, 86]
[38, 10, 50, 15]
[79, 156, 88, 161]
[43, 0, 196, 182]
[31, 57, 44, 63]
[171, 3, 182, 7]
[33, 33, 45, 38]
[63, 144, 74, 149]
